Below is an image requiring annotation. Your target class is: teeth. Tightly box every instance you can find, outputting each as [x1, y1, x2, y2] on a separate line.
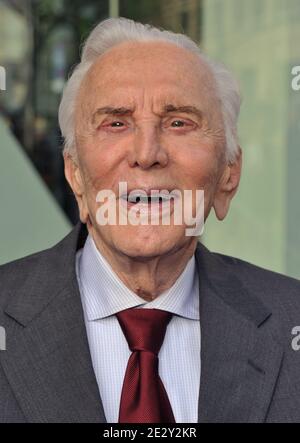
[138, 196, 148, 203]
[120, 190, 174, 203]
[149, 196, 160, 202]
[125, 193, 171, 203]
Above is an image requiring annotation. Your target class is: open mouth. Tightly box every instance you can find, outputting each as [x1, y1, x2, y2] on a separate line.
[119, 190, 177, 212]
[125, 195, 171, 204]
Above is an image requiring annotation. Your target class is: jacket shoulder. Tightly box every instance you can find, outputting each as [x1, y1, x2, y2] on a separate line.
[0, 225, 80, 310]
[213, 250, 300, 286]
[0, 247, 55, 306]
[210, 249, 300, 316]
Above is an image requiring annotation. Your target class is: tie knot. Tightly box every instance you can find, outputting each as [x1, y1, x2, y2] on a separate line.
[116, 308, 172, 355]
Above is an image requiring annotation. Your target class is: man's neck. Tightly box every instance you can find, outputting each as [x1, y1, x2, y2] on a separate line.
[88, 228, 198, 302]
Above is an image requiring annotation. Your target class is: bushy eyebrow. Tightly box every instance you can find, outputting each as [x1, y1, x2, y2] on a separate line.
[163, 104, 203, 120]
[91, 103, 203, 123]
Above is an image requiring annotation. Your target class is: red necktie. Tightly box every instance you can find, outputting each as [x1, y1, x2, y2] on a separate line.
[116, 308, 175, 423]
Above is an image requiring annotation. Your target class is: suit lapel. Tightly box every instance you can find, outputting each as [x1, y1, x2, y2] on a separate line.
[195, 244, 283, 423]
[1, 223, 106, 422]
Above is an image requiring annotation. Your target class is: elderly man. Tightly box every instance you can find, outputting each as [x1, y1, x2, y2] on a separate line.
[0, 17, 300, 424]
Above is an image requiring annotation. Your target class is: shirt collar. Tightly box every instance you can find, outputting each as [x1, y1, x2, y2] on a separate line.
[77, 234, 199, 321]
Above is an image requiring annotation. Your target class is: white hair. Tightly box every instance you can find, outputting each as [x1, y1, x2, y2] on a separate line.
[58, 17, 241, 163]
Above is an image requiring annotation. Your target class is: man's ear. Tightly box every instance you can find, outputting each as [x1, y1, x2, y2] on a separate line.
[64, 152, 89, 223]
[213, 147, 242, 221]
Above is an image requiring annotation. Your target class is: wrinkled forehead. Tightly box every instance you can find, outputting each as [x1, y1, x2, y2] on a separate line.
[77, 40, 218, 107]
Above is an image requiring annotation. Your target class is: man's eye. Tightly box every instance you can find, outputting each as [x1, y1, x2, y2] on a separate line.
[100, 120, 126, 131]
[171, 120, 191, 128]
[170, 120, 189, 127]
[109, 121, 124, 127]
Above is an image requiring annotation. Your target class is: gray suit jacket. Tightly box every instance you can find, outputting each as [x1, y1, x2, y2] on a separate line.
[0, 221, 300, 423]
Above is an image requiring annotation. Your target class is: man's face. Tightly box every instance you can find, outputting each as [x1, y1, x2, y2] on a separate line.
[66, 41, 240, 259]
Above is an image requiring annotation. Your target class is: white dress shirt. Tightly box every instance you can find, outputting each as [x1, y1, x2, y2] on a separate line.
[75, 234, 201, 423]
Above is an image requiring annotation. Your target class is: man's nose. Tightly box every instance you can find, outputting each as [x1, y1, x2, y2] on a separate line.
[127, 123, 169, 169]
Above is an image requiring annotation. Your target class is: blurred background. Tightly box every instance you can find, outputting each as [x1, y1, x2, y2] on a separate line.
[0, 0, 300, 279]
